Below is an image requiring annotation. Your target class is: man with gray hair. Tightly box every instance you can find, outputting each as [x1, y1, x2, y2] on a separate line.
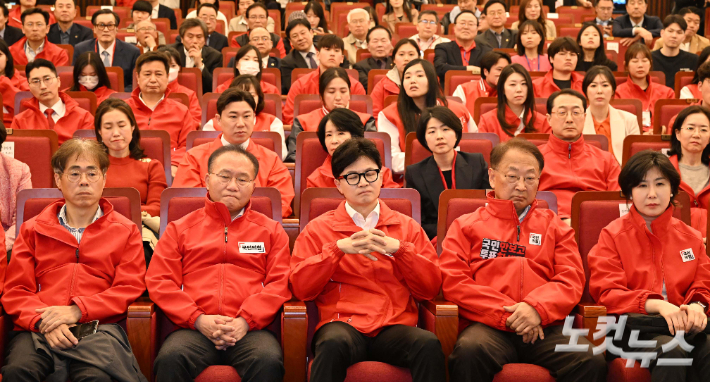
[133, 20, 165, 51]
[170, 18, 222, 93]
[344, 8, 370, 65]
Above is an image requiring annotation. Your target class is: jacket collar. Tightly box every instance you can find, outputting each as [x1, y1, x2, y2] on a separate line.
[330, 199, 401, 232]
[625, 75, 655, 94]
[485, 190, 538, 222]
[628, 203, 674, 237]
[131, 85, 172, 111]
[203, 192, 253, 226]
[481, 78, 497, 97]
[544, 70, 583, 87]
[22, 91, 78, 115]
[385, 66, 401, 85]
[33, 198, 115, 247]
[317, 155, 334, 180]
[546, 132, 586, 157]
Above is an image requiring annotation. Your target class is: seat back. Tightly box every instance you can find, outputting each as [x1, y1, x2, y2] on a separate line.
[394, 23, 418, 38]
[212, 67, 233, 92]
[472, 97, 498, 124]
[445, 70, 479, 96]
[56, 66, 74, 90]
[262, 68, 281, 93]
[517, 133, 609, 151]
[367, 69, 389, 95]
[263, 94, 282, 120]
[64, 91, 97, 115]
[424, 49, 435, 64]
[556, 5, 595, 23]
[105, 67, 125, 92]
[653, 99, 697, 134]
[356, 49, 372, 62]
[675, 71, 695, 98]
[621, 134, 671, 166]
[177, 68, 202, 101]
[4, 129, 58, 188]
[556, 24, 581, 38]
[201, 92, 282, 126]
[293, 94, 372, 116]
[404, 132, 500, 169]
[436, 189, 556, 254]
[570, 191, 691, 303]
[610, 99, 643, 129]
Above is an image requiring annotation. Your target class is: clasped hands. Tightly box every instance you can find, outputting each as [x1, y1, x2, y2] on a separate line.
[503, 302, 544, 344]
[195, 314, 250, 350]
[653, 300, 708, 336]
[337, 229, 401, 261]
[35, 305, 82, 350]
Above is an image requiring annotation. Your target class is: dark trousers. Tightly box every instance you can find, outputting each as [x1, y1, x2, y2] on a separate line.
[1, 331, 112, 382]
[615, 331, 710, 382]
[153, 328, 283, 382]
[449, 322, 607, 382]
[310, 321, 446, 382]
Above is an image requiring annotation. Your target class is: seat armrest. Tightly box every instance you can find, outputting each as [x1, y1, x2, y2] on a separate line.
[419, 300, 458, 361]
[282, 300, 307, 382]
[127, 300, 155, 381]
[574, 303, 606, 348]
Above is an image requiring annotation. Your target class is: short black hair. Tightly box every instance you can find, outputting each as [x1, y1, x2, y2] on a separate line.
[317, 108, 365, 152]
[417, 106, 463, 152]
[217, 88, 256, 115]
[246, 2, 268, 18]
[418, 10, 439, 22]
[179, 18, 208, 38]
[619, 150, 680, 204]
[317, 34, 344, 51]
[319, 67, 351, 98]
[26, 58, 57, 79]
[286, 18, 311, 38]
[582, 65, 616, 97]
[366, 25, 392, 43]
[480, 51, 511, 80]
[679, 6, 703, 18]
[483, 0, 507, 14]
[547, 37, 580, 62]
[135, 51, 169, 75]
[489, 137, 544, 172]
[663, 14, 687, 31]
[197, 2, 219, 16]
[21, 7, 50, 25]
[91, 9, 120, 26]
[668, 105, 710, 166]
[207, 143, 260, 178]
[454, 10, 476, 24]
[546, 89, 587, 114]
[331, 138, 382, 178]
[132, 1, 153, 14]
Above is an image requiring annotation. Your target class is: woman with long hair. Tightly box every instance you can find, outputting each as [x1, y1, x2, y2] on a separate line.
[479, 63, 550, 141]
[381, 0, 419, 33]
[304, 1, 331, 35]
[70, 51, 117, 104]
[157, 46, 202, 127]
[378, 59, 476, 172]
[575, 22, 618, 72]
[511, 20, 551, 72]
[216, 45, 280, 94]
[0, 39, 23, 125]
[510, 0, 556, 39]
[370, 39, 420, 120]
[680, 46, 710, 99]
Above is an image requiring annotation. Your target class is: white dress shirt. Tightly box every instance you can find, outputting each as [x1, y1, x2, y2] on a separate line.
[345, 201, 380, 231]
[298, 45, 319, 69]
[221, 135, 249, 150]
[39, 98, 66, 123]
[98, 40, 116, 67]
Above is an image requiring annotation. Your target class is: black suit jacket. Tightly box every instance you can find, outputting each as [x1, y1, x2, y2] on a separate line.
[474, 28, 517, 49]
[353, 57, 393, 91]
[48, 23, 93, 46]
[73, 38, 141, 92]
[157, 5, 178, 30]
[612, 14, 663, 40]
[434, 40, 492, 86]
[1, 25, 23, 47]
[280, 48, 352, 94]
[172, 43, 222, 93]
[207, 31, 228, 53]
[404, 152, 491, 239]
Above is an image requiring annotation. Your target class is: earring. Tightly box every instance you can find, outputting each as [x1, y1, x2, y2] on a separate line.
[629, 196, 632, 201]
[671, 194, 674, 197]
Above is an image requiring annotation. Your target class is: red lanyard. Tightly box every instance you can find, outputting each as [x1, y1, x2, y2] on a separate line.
[94, 41, 117, 66]
[437, 151, 457, 190]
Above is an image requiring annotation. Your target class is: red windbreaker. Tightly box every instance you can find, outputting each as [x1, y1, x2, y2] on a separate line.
[9, 37, 68, 66]
[478, 105, 551, 143]
[370, 75, 400, 122]
[614, 76, 675, 114]
[456, 78, 497, 112]
[0, 75, 20, 125]
[538, 134, 621, 219]
[215, 78, 280, 95]
[588, 206, 710, 315]
[532, 71, 584, 98]
[167, 80, 202, 127]
[146, 195, 291, 330]
[1, 199, 146, 331]
[294, 107, 372, 132]
[290, 200, 442, 336]
[439, 192, 585, 331]
[10, 91, 94, 144]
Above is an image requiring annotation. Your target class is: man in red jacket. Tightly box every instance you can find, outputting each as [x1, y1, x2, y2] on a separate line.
[126, 51, 197, 175]
[147, 144, 291, 382]
[539, 89, 621, 222]
[439, 138, 606, 382]
[290, 138, 445, 382]
[9, 8, 68, 66]
[11, 59, 94, 143]
[533, 37, 584, 98]
[1, 139, 147, 381]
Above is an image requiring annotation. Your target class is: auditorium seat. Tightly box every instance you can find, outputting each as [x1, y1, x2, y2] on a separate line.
[610, 99, 644, 128]
[653, 99, 697, 134]
[517, 133, 609, 152]
[185, 130, 282, 156]
[621, 134, 671, 166]
[4, 129, 58, 188]
[403, 131, 500, 169]
[445, 70, 480, 96]
[674, 72, 695, 98]
[200, 93, 282, 127]
[367, 69, 389, 95]
[293, 94, 373, 117]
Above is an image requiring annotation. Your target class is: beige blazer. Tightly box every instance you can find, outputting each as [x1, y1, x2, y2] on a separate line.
[583, 105, 641, 164]
[653, 34, 710, 53]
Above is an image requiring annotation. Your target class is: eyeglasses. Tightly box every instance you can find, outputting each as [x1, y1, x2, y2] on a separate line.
[249, 36, 270, 42]
[419, 19, 437, 25]
[339, 169, 380, 186]
[28, 76, 57, 87]
[61, 169, 103, 183]
[95, 23, 117, 31]
[494, 170, 538, 185]
[209, 172, 254, 187]
[681, 126, 710, 134]
[552, 108, 585, 118]
[457, 21, 478, 28]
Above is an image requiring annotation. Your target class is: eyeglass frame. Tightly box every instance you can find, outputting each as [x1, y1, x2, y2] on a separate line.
[338, 169, 381, 186]
[208, 172, 256, 188]
[58, 169, 105, 183]
[28, 75, 57, 87]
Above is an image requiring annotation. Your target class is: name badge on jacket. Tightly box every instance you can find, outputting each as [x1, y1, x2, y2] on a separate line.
[239, 242, 266, 254]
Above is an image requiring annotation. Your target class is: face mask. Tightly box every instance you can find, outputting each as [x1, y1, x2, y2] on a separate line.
[168, 67, 179, 83]
[78, 75, 99, 90]
[238, 60, 261, 76]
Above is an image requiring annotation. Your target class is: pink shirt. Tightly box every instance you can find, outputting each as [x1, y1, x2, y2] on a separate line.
[0, 153, 32, 251]
[511, 54, 552, 72]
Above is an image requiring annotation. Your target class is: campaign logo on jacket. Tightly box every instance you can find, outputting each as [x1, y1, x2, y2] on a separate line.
[239, 242, 266, 253]
[480, 238, 526, 259]
[681, 248, 696, 262]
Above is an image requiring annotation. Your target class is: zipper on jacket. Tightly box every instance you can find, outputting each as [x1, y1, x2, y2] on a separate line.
[517, 225, 520, 242]
[568, 143, 572, 159]
[75, 248, 79, 262]
[224, 227, 228, 243]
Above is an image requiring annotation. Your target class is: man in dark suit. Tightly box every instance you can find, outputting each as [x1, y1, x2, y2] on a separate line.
[196, 3, 228, 53]
[48, 0, 92, 46]
[612, 0, 662, 46]
[474, 0, 516, 49]
[227, 27, 281, 69]
[434, 10, 492, 86]
[404, 106, 491, 239]
[147, 0, 177, 30]
[171, 18, 221, 93]
[0, 3, 23, 47]
[353, 26, 393, 91]
[73, 9, 141, 91]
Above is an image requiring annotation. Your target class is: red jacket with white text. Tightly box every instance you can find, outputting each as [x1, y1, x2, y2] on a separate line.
[290, 200, 442, 336]
[439, 193, 585, 331]
[146, 195, 292, 330]
[588, 206, 710, 315]
[1, 199, 146, 331]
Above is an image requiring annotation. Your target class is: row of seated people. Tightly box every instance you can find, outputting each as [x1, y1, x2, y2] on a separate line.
[2, 124, 710, 381]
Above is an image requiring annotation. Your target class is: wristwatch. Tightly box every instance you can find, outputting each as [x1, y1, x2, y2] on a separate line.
[691, 301, 707, 310]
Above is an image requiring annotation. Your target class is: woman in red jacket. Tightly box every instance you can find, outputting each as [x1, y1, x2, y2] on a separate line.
[370, 39, 420, 120]
[588, 150, 710, 381]
[70, 52, 117, 105]
[478, 63, 551, 142]
[0, 39, 27, 92]
[614, 43, 675, 132]
[289, 67, 376, 162]
[307, 108, 399, 189]
[668, 105, 710, 237]
[159, 46, 203, 128]
[95, 98, 167, 263]
[215, 45, 280, 94]
[0, 40, 21, 126]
